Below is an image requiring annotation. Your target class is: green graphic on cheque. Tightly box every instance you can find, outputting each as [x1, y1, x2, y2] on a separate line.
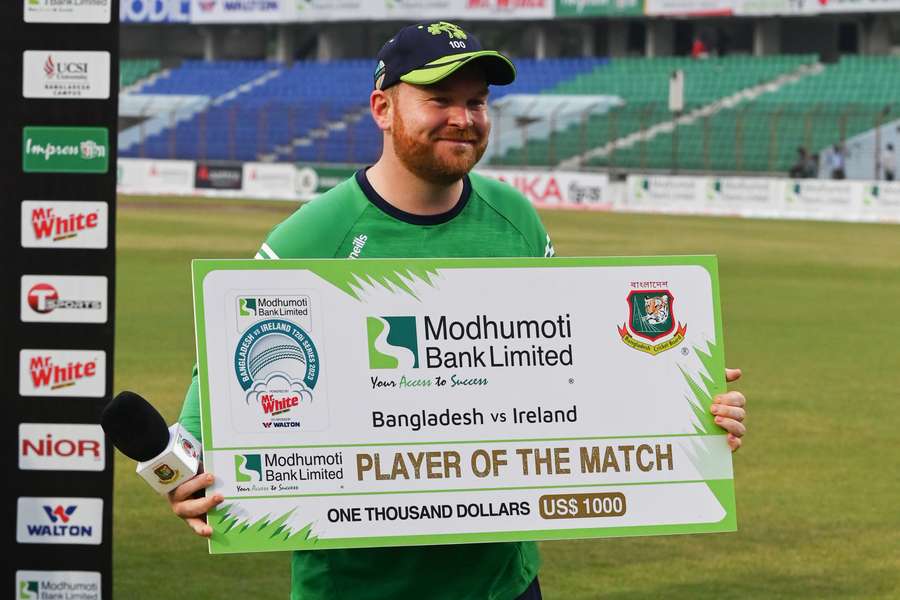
[367, 316, 419, 369]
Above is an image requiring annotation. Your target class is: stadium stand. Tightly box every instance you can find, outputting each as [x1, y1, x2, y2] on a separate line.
[120, 59, 163, 89]
[584, 55, 900, 173]
[490, 55, 817, 169]
[120, 57, 602, 163]
[119, 55, 900, 173]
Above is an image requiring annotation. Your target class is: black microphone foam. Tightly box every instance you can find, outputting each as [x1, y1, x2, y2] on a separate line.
[101, 391, 171, 462]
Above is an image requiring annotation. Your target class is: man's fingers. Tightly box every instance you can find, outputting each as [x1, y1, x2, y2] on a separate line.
[714, 390, 746, 408]
[169, 473, 214, 503]
[725, 368, 742, 383]
[710, 404, 744, 422]
[171, 493, 223, 520]
[714, 416, 746, 438]
[727, 434, 742, 453]
[184, 517, 213, 538]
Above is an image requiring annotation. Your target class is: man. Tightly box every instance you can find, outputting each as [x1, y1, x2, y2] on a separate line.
[170, 22, 748, 600]
[881, 143, 895, 181]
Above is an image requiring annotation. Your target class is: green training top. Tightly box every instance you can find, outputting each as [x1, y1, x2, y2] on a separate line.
[180, 168, 554, 600]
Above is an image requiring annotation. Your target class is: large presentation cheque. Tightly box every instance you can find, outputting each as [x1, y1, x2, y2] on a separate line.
[192, 256, 736, 554]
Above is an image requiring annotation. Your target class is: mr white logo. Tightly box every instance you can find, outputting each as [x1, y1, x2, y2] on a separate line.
[19, 423, 105, 471]
[19, 350, 106, 397]
[16, 497, 103, 545]
[15, 571, 101, 600]
[24, 0, 111, 23]
[21, 201, 107, 248]
[21, 276, 107, 323]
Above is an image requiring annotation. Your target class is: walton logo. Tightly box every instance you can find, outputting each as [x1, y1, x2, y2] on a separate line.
[44, 505, 76, 524]
[235, 454, 262, 482]
[618, 289, 687, 356]
[367, 316, 419, 369]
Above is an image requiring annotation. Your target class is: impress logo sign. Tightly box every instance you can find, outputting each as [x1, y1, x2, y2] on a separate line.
[22, 127, 108, 174]
[19, 423, 105, 471]
[21, 275, 108, 323]
[21, 201, 108, 249]
[19, 350, 106, 398]
[16, 497, 103, 545]
[15, 571, 101, 600]
[23, 51, 111, 99]
[24, 0, 111, 23]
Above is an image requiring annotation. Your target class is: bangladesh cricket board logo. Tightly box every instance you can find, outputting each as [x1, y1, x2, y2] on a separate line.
[366, 316, 419, 369]
[234, 319, 319, 428]
[618, 290, 687, 355]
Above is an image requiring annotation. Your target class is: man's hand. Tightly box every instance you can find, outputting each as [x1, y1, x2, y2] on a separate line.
[711, 368, 746, 452]
[168, 472, 224, 538]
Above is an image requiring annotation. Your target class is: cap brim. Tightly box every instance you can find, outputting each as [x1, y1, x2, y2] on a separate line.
[400, 50, 516, 87]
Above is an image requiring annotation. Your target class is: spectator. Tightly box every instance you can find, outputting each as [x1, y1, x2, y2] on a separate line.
[691, 37, 709, 59]
[789, 147, 808, 178]
[881, 143, 895, 181]
[829, 144, 846, 180]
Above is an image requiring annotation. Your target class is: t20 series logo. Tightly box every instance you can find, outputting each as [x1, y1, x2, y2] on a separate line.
[366, 316, 419, 369]
[233, 319, 319, 429]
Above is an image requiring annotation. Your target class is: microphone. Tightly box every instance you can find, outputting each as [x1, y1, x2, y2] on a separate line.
[101, 391, 201, 494]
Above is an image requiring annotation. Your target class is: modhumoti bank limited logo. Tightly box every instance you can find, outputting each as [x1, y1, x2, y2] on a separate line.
[234, 453, 262, 482]
[24, 0, 111, 24]
[367, 316, 419, 369]
[618, 288, 687, 356]
[233, 319, 319, 428]
[16, 571, 100, 600]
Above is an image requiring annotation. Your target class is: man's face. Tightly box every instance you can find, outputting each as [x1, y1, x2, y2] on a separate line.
[389, 66, 490, 185]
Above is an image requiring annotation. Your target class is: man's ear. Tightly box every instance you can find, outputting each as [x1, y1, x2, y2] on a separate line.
[370, 88, 394, 132]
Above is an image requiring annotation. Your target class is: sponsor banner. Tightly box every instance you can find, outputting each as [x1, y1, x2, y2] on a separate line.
[24, 0, 112, 23]
[477, 169, 612, 210]
[121, 0, 191, 22]
[117, 158, 195, 195]
[19, 423, 106, 471]
[16, 571, 101, 600]
[194, 257, 733, 552]
[861, 182, 900, 223]
[23, 51, 110, 100]
[21, 201, 108, 249]
[243, 162, 301, 199]
[704, 177, 786, 218]
[195, 162, 243, 190]
[16, 498, 104, 545]
[19, 349, 107, 398]
[555, 0, 643, 17]
[190, 0, 294, 23]
[23, 127, 108, 174]
[783, 179, 863, 220]
[626, 175, 707, 214]
[645, 0, 734, 15]
[21, 275, 108, 324]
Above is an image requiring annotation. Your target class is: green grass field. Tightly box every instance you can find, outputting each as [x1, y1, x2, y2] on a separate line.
[114, 195, 900, 599]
